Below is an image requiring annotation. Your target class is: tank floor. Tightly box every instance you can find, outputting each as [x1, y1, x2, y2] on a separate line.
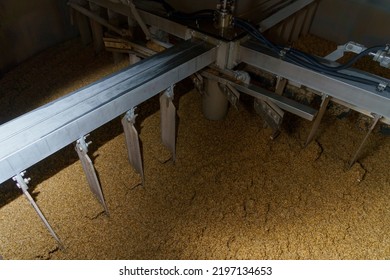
[0, 36, 389, 260]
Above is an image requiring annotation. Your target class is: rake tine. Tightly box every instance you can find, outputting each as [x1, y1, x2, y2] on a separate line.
[275, 76, 287, 95]
[122, 108, 144, 185]
[160, 86, 177, 162]
[349, 113, 382, 168]
[13, 172, 64, 249]
[75, 136, 109, 216]
[305, 95, 330, 147]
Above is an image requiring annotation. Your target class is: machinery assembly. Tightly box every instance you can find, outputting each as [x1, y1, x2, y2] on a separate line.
[0, 0, 389, 249]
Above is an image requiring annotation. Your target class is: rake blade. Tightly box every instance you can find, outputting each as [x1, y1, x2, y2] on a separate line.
[75, 138, 109, 215]
[122, 113, 144, 184]
[13, 173, 63, 249]
[23, 190, 64, 249]
[254, 98, 284, 138]
[160, 91, 177, 162]
[305, 95, 330, 147]
[349, 114, 382, 168]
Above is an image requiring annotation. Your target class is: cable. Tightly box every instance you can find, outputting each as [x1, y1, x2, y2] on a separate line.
[232, 17, 389, 92]
[142, 0, 175, 13]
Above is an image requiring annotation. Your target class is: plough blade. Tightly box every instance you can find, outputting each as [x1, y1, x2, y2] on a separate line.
[160, 87, 177, 162]
[122, 109, 144, 184]
[75, 136, 109, 215]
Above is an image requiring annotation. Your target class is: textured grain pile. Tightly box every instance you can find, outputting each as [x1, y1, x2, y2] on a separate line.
[0, 35, 389, 260]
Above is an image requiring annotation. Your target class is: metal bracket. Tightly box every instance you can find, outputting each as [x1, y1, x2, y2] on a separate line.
[12, 171, 63, 248]
[325, 41, 367, 61]
[75, 135, 109, 215]
[377, 81, 388, 92]
[121, 108, 144, 184]
[160, 85, 177, 162]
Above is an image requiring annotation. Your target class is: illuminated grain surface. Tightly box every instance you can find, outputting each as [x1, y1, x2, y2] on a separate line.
[0, 35, 389, 259]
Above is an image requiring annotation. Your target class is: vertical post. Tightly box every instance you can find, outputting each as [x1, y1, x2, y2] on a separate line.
[202, 79, 229, 120]
[202, 42, 229, 120]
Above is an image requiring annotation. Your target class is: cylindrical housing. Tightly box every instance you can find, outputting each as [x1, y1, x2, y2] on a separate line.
[202, 79, 229, 120]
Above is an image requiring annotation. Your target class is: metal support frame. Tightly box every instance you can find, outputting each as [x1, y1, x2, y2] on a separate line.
[201, 70, 317, 121]
[0, 37, 215, 247]
[121, 108, 144, 184]
[240, 41, 390, 123]
[12, 172, 63, 249]
[0, 40, 216, 185]
[160, 86, 177, 162]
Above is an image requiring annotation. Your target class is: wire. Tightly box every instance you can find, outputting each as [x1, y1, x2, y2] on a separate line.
[142, 0, 175, 13]
[232, 17, 389, 92]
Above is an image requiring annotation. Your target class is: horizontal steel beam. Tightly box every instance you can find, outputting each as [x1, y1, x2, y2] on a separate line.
[240, 41, 390, 122]
[201, 70, 317, 121]
[233, 83, 317, 121]
[0, 40, 216, 185]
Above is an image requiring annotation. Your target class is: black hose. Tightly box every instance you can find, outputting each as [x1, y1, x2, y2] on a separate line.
[232, 16, 389, 92]
[142, 0, 175, 13]
[170, 10, 215, 21]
